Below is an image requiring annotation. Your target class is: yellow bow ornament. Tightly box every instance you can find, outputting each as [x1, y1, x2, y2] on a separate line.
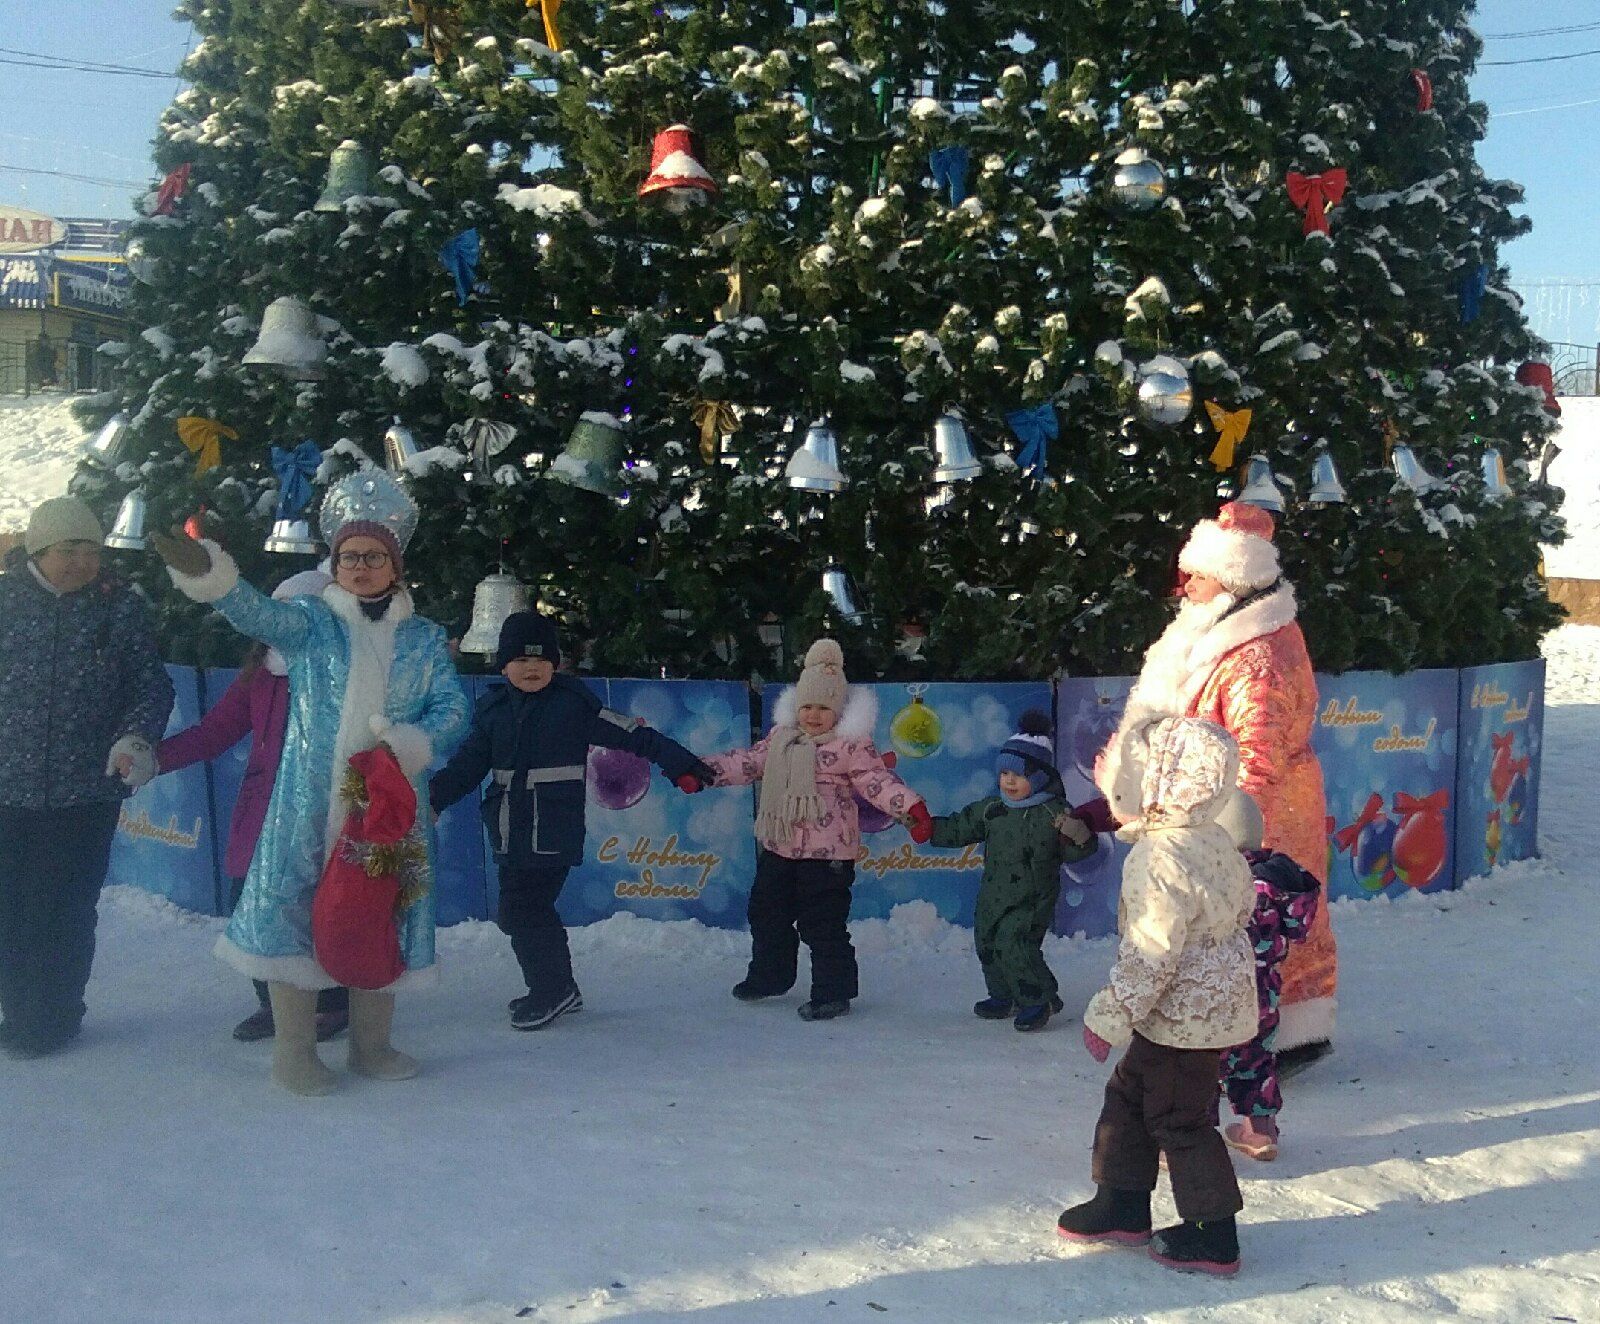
[690, 400, 740, 464]
[525, 0, 563, 51]
[1203, 401, 1252, 472]
[176, 416, 239, 476]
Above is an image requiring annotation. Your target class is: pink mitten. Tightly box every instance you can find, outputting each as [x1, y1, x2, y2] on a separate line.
[1083, 1025, 1111, 1064]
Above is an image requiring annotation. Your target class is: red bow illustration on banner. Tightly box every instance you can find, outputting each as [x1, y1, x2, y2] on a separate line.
[151, 164, 192, 217]
[1393, 789, 1448, 821]
[1333, 792, 1385, 852]
[1285, 168, 1347, 236]
[1411, 68, 1433, 112]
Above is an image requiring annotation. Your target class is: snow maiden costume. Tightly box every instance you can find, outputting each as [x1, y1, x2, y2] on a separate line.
[161, 468, 469, 1094]
[1097, 501, 1334, 1060]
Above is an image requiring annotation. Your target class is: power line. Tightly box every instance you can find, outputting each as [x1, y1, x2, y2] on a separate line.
[1481, 46, 1600, 66]
[1492, 96, 1600, 118]
[0, 46, 178, 79]
[1479, 20, 1600, 40]
[0, 163, 145, 189]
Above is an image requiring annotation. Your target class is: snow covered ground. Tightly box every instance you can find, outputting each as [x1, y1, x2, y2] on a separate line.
[0, 392, 90, 531]
[1545, 396, 1599, 580]
[0, 672, 1597, 1322]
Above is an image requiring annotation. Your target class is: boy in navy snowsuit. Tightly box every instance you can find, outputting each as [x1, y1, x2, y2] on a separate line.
[430, 612, 713, 1029]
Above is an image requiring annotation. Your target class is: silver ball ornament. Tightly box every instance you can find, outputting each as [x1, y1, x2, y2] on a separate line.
[1135, 355, 1193, 426]
[1110, 148, 1167, 211]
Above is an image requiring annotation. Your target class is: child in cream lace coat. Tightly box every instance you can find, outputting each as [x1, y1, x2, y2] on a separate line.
[1058, 717, 1257, 1278]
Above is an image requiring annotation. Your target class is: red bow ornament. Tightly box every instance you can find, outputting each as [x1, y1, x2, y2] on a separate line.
[1411, 69, 1433, 113]
[1332, 791, 1384, 853]
[1285, 168, 1347, 236]
[151, 163, 192, 218]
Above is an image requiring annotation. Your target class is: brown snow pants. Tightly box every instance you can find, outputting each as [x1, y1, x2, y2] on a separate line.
[1091, 1032, 1243, 1222]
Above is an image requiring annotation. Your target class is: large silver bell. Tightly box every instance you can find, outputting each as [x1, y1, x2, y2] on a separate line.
[264, 518, 320, 555]
[242, 296, 327, 379]
[786, 420, 847, 492]
[1237, 455, 1286, 513]
[1110, 147, 1167, 211]
[1306, 451, 1347, 505]
[84, 411, 131, 464]
[384, 417, 422, 474]
[1391, 443, 1440, 494]
[550, 414, 626, 496]
[460, 572, 531, 655]
[821, 564, 866, 624]
[932, 413, 982, 483]
[103, 489, 149, 550]
[1481, 448, 1511, 500]
[123, 237, 159, 284]
[314, 140, 374, 213]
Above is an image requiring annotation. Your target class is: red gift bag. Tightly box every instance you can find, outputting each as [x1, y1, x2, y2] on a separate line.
[312, 745, 422, 990]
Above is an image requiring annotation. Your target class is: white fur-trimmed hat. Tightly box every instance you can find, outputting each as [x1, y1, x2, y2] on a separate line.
[1178, 500, 1280, 593]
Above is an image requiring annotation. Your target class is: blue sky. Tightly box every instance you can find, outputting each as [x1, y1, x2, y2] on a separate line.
[4, 0, 1599, 339]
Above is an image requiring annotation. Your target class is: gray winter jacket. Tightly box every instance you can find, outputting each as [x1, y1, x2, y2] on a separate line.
[0, 547, 175, 811]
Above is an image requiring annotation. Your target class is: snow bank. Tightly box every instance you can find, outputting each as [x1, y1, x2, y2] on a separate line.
[1543, 395, 1600, 579]
[0, 393, 90, 530]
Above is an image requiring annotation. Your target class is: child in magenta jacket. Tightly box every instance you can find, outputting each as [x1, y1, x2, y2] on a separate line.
[695, 640, 930, 1021]
[155, 569, 348, 1042]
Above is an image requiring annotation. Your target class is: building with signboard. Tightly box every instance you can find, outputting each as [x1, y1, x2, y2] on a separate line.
[0, 205, 131, 393]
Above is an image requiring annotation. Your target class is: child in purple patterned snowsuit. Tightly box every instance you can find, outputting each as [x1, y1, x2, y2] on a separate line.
[1219, 847, 1320, 1160]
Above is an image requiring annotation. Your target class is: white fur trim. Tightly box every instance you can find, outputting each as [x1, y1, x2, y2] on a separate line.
[214, 934, 439, 993]
[379, 721, 433, 778]
[1175, 584, 1298, 710]
[771, 685, 878, 741]
[1275, 994, 1336, 1051]
[167, 539, 239, 603]
[106, 735, 157, 789]
[1179, 519, 1280, 592]
[215, 934, 338, 990]
[323, 602, 400, 863]
[324, 584, 414, 625]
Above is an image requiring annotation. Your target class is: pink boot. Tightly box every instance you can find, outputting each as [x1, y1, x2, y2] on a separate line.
[1224, 1116, 1279, 1161]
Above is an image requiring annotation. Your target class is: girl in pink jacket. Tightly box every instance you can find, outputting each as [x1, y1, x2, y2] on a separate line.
[698, 640, 930, 1021]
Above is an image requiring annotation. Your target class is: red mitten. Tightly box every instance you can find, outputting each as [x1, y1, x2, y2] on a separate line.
[1083, 1025, 1111, 1063]
[675, 774, 704, 794]
[906, 801, 933, 844]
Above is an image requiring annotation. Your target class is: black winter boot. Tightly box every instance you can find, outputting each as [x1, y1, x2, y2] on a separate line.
[797, 999, 850, 1021]
[1149, 1217, 1240, 1277]
[973, 996, 1014, 1019]
[1056, 1186, 1152, 1247]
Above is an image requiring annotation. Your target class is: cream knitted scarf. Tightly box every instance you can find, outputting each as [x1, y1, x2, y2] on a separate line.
[755, 725, 824, 846]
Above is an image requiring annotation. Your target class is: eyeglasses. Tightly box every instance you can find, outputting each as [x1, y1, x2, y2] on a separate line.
[336, 550, 391, 570]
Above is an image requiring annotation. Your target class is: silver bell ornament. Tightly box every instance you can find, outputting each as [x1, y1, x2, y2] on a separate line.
[263, 518, 320, 555]
[1135, 355, 1193, 426]
[1481, 448, 1511, 500]
[103, 489, 149, 551]
[1236, 455, 1286, 513]
[786, 421, 848, 493]
[550, 414, 627, 497]
[83, 411, 132, 464]
[821, 564, 867, 625]
[242, 296, 327, 379]
[1110, 147, 1167, 211]
[383, 417, 422, 474]
[1306, 451, 1348, 505]
[460, 571, 532, 656]
[314, 140, 374, 213]
[932, 413, 982, 483]
[1390, 443, 1441, 494]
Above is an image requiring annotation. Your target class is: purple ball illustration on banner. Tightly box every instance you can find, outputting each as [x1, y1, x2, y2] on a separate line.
[589, 745, 651, 811]
[855, 750, 900, 834]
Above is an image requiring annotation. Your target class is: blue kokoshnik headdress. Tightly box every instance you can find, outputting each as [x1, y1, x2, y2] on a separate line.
[319, 465, 420, 553]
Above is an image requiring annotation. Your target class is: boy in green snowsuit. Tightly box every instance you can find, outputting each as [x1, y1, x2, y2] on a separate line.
[921, 710, 1095, 1032]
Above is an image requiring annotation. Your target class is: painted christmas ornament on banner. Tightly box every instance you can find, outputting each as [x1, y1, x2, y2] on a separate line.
[1135, 355, 1192, 425]
[1392, 790, 1448, 889]
[589, 745, 652, 812]
[1109, 148, 1167, 211]
[890, 687, 943, 760]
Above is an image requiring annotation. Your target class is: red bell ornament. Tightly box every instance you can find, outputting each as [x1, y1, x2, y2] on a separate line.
[1515, 361, 1561, 417]
[639, 125, 718, 212]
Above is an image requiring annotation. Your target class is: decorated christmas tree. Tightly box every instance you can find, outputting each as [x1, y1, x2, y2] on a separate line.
[79, 0, 1564, 678]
